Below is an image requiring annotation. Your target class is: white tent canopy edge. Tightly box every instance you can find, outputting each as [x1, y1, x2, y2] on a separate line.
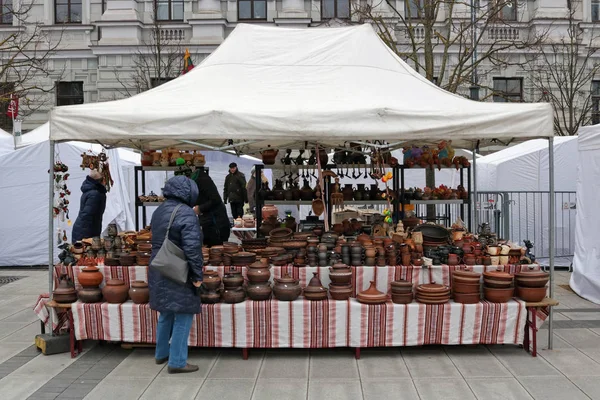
[45, 23, 556, 348]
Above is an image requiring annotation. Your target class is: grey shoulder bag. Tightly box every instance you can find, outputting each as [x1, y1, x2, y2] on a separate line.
[150, 204, 189, 285]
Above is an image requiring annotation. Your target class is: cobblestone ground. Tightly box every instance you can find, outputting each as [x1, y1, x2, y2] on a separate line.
[0, 268, 598, 400]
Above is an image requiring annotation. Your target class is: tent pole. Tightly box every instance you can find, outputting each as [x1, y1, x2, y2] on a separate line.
[472, 142, 478, 233]
[548, 136, 555, 350]
[48, 139, 55, 333]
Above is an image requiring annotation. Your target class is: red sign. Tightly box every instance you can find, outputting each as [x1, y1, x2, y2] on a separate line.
[6, 94, 18, 119]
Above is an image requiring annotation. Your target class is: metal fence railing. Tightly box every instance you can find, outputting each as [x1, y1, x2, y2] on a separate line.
[475, 191, 576, 259]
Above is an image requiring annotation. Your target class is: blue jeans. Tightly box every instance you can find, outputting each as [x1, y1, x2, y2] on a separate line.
[155, 311, 194, 368]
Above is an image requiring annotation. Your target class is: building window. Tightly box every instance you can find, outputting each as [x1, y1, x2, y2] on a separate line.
[405, 0, 424, 19]
[56, 82, 84, 106]
[594, 0, 600, 22]
[493, 77, 523, 102]
[238, 0, 266, 20]
[321, 0, 350, 19]
[1, 0, 12, 24]
[156, 0, 184, 21]
[0, 83, 15, 132]
[150, 77, 174, 88]
[55, 0, 82, 23]
[592, 80, 600, 124]
[491, 0, 517, 21]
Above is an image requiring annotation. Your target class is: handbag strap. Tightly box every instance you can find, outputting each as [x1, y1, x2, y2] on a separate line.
[166, 204, 184, 237]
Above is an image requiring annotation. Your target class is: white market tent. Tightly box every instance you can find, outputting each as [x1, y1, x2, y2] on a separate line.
[571, 125, 600, 304]
[0, 127, 14, 156]
[47, 24, 557, 344]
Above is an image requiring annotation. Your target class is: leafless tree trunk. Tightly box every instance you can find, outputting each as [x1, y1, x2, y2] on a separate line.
[526, 4, 599, 136]
[0, 0, 63, 131]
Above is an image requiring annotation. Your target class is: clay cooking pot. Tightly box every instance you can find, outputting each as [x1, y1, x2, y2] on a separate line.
[129, 281, 150, 304]
[102, 279, 129, 303]
[78, 266, 104, 288]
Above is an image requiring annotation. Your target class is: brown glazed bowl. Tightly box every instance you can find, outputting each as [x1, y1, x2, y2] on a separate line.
[516, 286, 547, 302]
[328, 284, 352, 301]
[453, 292, 481, 304]
[483, 286, 514, 303]
[391, 293, 414, 304]
[452, 282, 481, 294]
[483, 278, 513, 289]
[246, 283, 272, 301]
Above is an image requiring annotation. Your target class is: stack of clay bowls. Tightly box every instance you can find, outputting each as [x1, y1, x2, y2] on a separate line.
[200, 270, 221, 304]
[222, 242, 240, 265]
[208, 246, 223, 266]
[303, 272, 328, 301]
[483, 271, 514, 303]
[328, 263, 352, 300]
[415, 283, 451, 304]
[390, 280, 414, 304]
[232, 252, 257, 266]
[246, 258, 272, 301]
[221, 267, 245, 303]
[452, 270, 482, 304]
[515, 270, 549, 302]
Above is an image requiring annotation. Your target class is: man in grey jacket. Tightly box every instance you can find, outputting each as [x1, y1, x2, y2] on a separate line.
[223, 162, 247, 219]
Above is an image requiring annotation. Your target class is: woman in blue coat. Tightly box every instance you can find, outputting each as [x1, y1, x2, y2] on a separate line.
[149, 176, 204, 374]
[71, 170, 107, 243]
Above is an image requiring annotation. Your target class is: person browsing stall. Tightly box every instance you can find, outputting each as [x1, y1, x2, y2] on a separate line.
[71, 170, 107, 243]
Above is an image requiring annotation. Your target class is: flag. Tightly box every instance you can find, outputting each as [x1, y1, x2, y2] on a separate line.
[183, 49, 194, 74]
[6, 94, 18, 119]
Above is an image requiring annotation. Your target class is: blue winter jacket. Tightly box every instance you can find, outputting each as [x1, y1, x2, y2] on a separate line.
[149, 176, 204, 314]
[71, 176, 107, 243]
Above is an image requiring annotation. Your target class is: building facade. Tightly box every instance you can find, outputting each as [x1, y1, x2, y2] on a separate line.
[0, 0, 598, 131]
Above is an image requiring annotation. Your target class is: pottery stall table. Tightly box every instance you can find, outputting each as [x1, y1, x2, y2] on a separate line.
[524, 297, 559, 357]
[231, 227, 257, 241]
[44, 300, 83, 358]
[33, 263, 540, 357]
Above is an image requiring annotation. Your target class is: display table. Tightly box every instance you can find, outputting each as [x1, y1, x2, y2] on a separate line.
[231, 227, 256, 241]
[34, 263, 541, 357]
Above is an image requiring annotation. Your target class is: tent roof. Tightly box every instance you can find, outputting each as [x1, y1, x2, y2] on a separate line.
[578, 124, 600, 151]
[50, 24, 553, 153]
[478, 136, 576, 166]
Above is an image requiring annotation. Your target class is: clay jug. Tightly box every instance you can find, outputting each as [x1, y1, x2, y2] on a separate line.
[78, 266, 104, 288]
[202, 271, 222, 291]
[447, 253, 460, 266]
[261, 145, 279, 165]
[291, 182, 301, 201]
[53, 274, 77, 303]
[342, 184, 354, 201]
[284, 216, 297, 232]
[464, 254, 476, 266]
[273, 273, 302, 301]
[273, 179, 285, 200]
[129, 281, 150, 304]
[102, 279, 129, 303]
[318, 148, 329, 166]
[300, 179, 314, 201]
[261, 204, 279, 219]
[247, 259, 271, 283]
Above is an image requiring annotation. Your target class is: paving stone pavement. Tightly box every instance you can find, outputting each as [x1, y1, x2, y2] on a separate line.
[1, 269, 599, 399]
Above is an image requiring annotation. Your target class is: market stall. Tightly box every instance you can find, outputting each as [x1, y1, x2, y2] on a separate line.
[42, 23, 557, 351]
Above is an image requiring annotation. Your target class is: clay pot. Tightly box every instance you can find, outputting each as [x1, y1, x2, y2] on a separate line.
[102, 279, 129, 303]
[129, 281, 150, 304]
[78, 287, 103, 303]
[357, 281, 387, 304]
[300, 179, 314, 201]
[329, 267, 352, 285]
[463, 254, 476, 266]
[514, 275, 549, 288]
[246, 283, 272, 301]
[487, 246, 500, 256]
[392, 293, 413, 304]
[223, 269, 244, 289]
[303, 272, 328, 300]
[247, 259, 271, 283]
[78, 266, 104, 288]
[202, 271, 222, 291]
[342, 184, 354, 201]
[200, 290, 220, 304]
[365, 248, 377, 258]
[391, 280, 413, 293]
[483, 286, 514, 303]
[53, 275, 77, 303]
[453, 292, 480, 304]
[401, 253, 411, 266]
[273, 273, 302, 301]
[452, 282, 480, 294]
[447, 254, 461, 266]
[483, 271, 513, 282]
[261, 204, 279, 220]
[516, 286, 547, 302]
[261, 145, 279, 165]
[329, 284, 352, 300]
[221, 287, 246, 303]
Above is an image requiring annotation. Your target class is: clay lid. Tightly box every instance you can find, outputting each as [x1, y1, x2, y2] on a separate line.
[483, 271, 513, 280]
[417, 283, 449, 293]
[275, 273, 298, 284]
[391, 280, 413, 288]
[357, 282, 386, 300]
[515, 271, 549, 278]
[105, 279, 125, 286]
[453, 270, 481, 278]
[303, 285, 327, 293]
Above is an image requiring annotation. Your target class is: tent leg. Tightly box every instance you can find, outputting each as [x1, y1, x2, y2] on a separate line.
[548, 136, 555, 350]
[472, 142, 478, 232]
[48, 140, 55, 334]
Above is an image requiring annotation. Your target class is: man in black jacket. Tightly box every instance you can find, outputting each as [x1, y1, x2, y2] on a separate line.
[223, 162, 247, 219]
[72, 170, 107, 242]
[192, 168, 231, 246]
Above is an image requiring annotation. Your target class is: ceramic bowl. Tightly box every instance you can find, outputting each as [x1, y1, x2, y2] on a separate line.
[483, 278, 513, 289]
[452, 282, 481, 294]
[516, 286, 547, 302]
[391, 293, 414, 304]
[483, 286, 514, 303]
[453, 292, 481, 304]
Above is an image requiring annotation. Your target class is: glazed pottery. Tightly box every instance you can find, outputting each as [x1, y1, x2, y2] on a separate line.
[246, 283, 272, 301]
[202, 271, 222, 291]
[487, 246, 500, 256]
[201, 290, 221, 304]
[516, 286, 547, 302]
[463, 254, 476, 265]
[483, 271, 513, 281]
[129, 281, 150, 304]
[223, 269, 244, 289]
[357, 281, 387, 304]
[261, 204, 279, 219]
[490, 256, 500, 266]
[484, 278, 513, 289]
[247, 259, 271, 283]
[107, 223, 118, 237]
[499, 256, 509, 265]
[329, 267, 352, 285]
[53, 275, 78, 303]
[452, 282, 480, 294]
[303, 272, 328, 300]
[261, 145, 279, 165]
[514, 276, 549, 288]
[221, 287, 246, 303]
[78, 266, 104, 288]
[453, 292, 480, 304]
[102, 279, 129, 303]
[447, 254, 461, 266]
[329, 284, 352, 300]
[273, 273, 302, 301]
[392, 292, 413, 304]
[483, 286, 514, 303]
[78, 287, 103, 303]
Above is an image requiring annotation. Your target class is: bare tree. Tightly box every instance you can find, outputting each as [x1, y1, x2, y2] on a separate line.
[355, 0, 545, 94]
[0, 0, 63, 130]
[526, 4, 600, 136]
[114, 3, 184, 97]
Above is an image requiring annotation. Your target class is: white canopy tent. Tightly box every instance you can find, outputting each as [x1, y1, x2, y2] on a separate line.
[0, 127, 14, 156]
[571, 125, 600, 304]
[47, 24, 557, 346]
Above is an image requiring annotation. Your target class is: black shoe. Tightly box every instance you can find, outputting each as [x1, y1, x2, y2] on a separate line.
[168, 363, 199, 374]
[155, 357, 168, 365]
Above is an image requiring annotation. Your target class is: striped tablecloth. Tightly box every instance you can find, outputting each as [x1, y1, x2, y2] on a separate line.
[66, 297, 525, 347]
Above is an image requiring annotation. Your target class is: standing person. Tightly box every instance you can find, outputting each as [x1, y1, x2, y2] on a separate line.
[191, 168, 231, 246]
[71, 170, 107, 243]
[246, 166, 268, 215]
[149, 176, 203, 374]
[223, 162, 247, 219]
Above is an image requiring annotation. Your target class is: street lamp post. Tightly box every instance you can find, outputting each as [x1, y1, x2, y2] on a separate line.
[470, 0, 480, 101]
